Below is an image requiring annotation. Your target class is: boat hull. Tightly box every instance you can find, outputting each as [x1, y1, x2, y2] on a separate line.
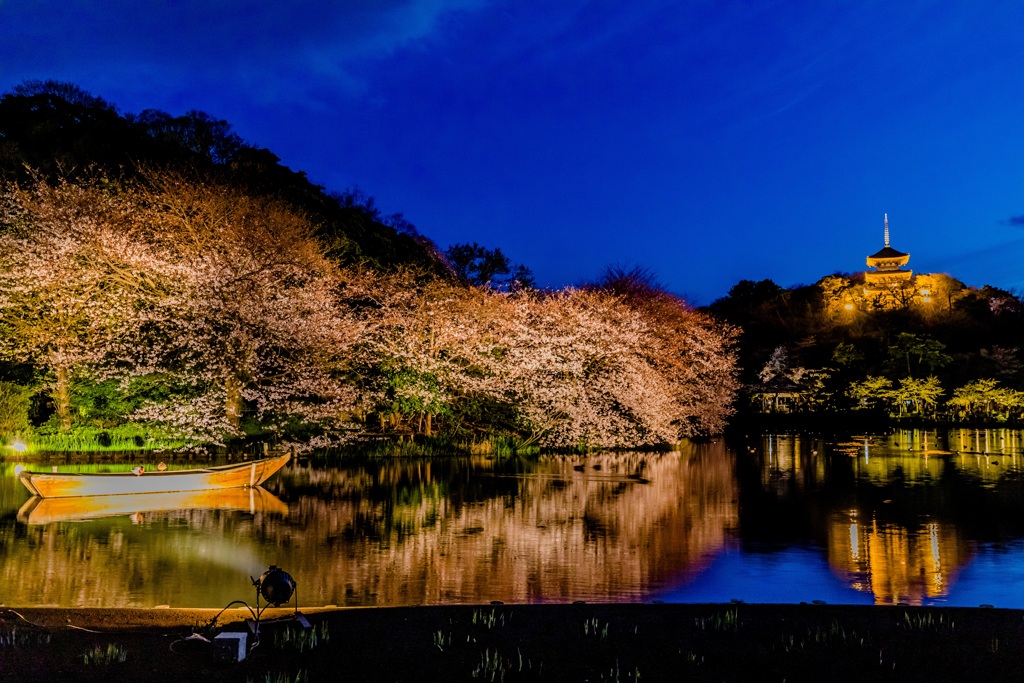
[17, 453, 291, 498]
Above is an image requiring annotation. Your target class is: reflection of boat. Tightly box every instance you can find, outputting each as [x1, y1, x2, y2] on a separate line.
[17, 486, 288, 525]
[16, 453, 290, 498]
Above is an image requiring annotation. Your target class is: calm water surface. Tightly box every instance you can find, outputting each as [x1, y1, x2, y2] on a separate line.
[3, 429, 1024, 609]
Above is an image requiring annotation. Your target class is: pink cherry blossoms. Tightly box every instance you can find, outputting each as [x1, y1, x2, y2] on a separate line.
[0, 175, 739, 449]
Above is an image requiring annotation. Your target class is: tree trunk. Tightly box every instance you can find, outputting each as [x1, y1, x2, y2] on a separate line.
[54, 364, 72, 431]
[225, 374, 243, 432]
[424, 413, 433, 437]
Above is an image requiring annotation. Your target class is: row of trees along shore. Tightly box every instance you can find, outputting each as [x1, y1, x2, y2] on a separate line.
[0, 173, 739, 452]
[0, 80, 733, 452]
[3, 81, 1019, 454]
[708, 275, 1024, 426]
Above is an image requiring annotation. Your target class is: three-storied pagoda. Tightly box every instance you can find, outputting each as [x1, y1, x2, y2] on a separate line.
[864, 213, 912, 286]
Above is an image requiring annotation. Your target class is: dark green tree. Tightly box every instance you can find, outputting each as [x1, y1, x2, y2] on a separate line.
[445, 242, 534, 290]
[885, 333, 951, 377]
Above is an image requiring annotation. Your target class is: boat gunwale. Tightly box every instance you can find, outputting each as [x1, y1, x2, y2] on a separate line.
[18, 453, 290, 479]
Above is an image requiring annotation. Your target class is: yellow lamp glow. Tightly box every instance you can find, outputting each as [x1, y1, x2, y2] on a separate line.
[844, 304, 854, 311]
[11, 441, 27, 453]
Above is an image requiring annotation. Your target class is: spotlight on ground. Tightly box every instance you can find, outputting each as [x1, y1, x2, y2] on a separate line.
[256, 565, 296, 607]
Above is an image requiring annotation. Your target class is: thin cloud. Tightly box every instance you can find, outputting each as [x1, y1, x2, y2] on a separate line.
[0, 0, 491, 105]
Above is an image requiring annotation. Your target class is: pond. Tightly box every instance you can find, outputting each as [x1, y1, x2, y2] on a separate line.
[3, 429, 1024, 609]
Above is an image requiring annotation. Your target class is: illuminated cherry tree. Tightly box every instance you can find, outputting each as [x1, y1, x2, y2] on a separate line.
[620, 286, 740, 437]
[0, 179, 168, 430]
[125, 175, 365, 442]
[495, 289, 672, 448]
[358, 270, 512, 435]
[494, 283, 739, 448]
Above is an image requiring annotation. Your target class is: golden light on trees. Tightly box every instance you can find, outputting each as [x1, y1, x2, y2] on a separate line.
[0, 178, 165, 431]
[0, 174, 739, 448]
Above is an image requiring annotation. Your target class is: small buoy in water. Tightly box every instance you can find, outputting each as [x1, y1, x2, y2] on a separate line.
[157, 462, 167, 471]
[131, 466, 145, 476]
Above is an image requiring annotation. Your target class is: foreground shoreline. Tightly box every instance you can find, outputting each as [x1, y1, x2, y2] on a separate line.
[3, 603, 1024, 681]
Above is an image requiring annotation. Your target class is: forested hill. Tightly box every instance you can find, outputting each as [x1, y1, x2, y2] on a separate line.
[0, 80, 448, 276]
[705, 276, 1024, 423]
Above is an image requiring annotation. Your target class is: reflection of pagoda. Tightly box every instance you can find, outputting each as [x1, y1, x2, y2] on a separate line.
[864, 214, 912, 286]
[828, 512, 971, 605]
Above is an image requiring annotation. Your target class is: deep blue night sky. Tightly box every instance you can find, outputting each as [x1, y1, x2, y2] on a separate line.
[2, 1, 1022, 303]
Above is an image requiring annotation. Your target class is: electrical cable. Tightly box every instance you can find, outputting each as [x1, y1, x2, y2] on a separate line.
[202, 599, 258, 633]
[1, 607, 115, 635]
[0, 607, 176, 637]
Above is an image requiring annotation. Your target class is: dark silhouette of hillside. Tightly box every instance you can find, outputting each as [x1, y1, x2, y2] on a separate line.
[0, 80, 448, 276]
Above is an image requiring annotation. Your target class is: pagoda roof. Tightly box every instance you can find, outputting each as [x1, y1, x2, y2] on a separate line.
[868, 245, 908, 260]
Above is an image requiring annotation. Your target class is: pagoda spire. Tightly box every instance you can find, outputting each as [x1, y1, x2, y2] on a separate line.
[866, 213, 910, 285]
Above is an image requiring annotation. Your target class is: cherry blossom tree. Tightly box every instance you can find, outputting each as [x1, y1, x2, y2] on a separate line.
[848, 376, 894, 411]
[0, 178, 168, 429]
[1, 174, 744, 448]
[497, 289, 677, 449]
[126, 174, 366, 442]
[632, 294, 740, 437]
[358, 270, 512, 436]
[596, 267, 740, 437]
[891, 376, 944, 416]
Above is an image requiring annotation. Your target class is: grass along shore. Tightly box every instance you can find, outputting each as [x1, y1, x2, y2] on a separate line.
[2, 603, 1024, 682]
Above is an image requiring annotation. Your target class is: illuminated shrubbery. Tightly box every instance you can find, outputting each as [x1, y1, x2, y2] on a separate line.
[712, 274, 1024, 424]
[0, 381, 30, 440]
